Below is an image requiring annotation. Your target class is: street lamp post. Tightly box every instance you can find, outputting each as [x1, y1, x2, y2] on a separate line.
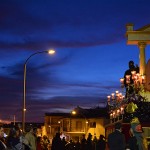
[22, 50, 55, 132]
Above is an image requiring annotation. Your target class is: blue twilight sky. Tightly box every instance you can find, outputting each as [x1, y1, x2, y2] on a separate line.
[0, 0, 150, 122]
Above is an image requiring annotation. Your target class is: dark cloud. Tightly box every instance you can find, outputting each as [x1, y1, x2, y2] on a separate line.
[19, 95, 107, 122]
[1, 0, 150, 52]
[0, 87, 119, 122]
[0, 0, 133, 51]
[0, 34, 124, 51]
[0, 65, 117, 122]
[0, 51, 73, 92]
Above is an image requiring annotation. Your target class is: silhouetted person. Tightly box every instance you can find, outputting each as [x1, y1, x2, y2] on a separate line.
[93, 136, 97, 150]
[36, 136, 42, 150]
[62, 137, 67, 150]
[65, 139, 75, 150]
[75, 138, 81, 150]
[81, 134, 87, 150]
[86, 133, 93, 150]
[108, 122, 126, 150]
[124, 60, 139, 95]
[96, 134, 106, 150]
[51, 132, 62, 150]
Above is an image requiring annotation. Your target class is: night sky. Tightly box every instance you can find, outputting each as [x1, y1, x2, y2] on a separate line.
[0, 0, 150, 122]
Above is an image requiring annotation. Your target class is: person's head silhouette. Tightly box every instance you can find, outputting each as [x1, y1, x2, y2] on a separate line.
[129, 60, 135, 70]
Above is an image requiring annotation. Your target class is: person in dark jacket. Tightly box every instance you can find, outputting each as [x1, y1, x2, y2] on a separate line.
[86, 133, 93, 150]
[62, 137, 67, 150]
[96, 134, 106, 150]
[65, 139, 76, 150]
[6, 126, 21, 149]
[51, 132, 62, 150]
[108, 122, 126, 150]
[80, 134, 87, 150]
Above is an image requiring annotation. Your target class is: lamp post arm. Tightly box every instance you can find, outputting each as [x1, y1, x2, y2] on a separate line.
[24, 51, 48, 65]
[22, 50, 49, 132]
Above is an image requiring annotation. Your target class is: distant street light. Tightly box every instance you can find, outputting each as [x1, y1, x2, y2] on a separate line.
[22, 49, 55, 132]
[71, 109, 88, 133]
[71, 110, 76, 115]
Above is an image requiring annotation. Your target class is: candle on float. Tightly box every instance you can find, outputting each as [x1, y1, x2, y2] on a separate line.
[131, 71, 136, 80]
[141, 75, 145, 84]
[131, 71, 136, 75]
[110, 113, 113, 119]
[113, 112, 116, 118]
[120, 107, 124, 114]
[111, 93, 115, 100]
[115, 91, 119, 97]
[120, 78, 124, 84]
[107, 95, 111, 105]
[136, 73, 140, 79]
[117, 109, 120, 116]
[107, 95, 111, 100]
[126, 75, 131, 84]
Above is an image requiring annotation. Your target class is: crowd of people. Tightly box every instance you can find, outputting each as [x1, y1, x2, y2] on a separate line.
[0, 121, 149, 150]
[0, 124, 106, 150]
[51, 132, 106, 150]
[0, 124, 50, 150]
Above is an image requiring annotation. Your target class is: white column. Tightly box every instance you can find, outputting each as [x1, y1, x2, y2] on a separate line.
[138, 42, 146, 75]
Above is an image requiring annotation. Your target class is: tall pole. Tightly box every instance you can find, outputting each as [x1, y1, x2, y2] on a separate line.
[13, 115, 16, 126]
[22, 50, 55, 132]
[22, 63, 27, 132]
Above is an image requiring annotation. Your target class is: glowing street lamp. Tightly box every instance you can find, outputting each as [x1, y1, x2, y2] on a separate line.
[22, 49, 55, 132]
[71, 110, 88, 133]
[71, 110, 76, 115]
